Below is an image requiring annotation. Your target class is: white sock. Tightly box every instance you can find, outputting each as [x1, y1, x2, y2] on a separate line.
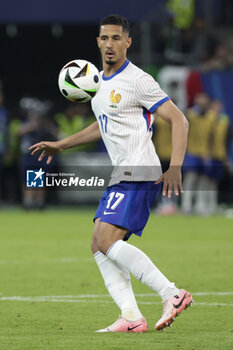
[181, 171, 198, 212]
[94, 251, 143, 321]
[208, 179, 218, 214]
[195, 175, 209, 214]
[107, 240, 180, 301]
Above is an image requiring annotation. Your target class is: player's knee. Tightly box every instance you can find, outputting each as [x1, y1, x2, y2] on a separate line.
[91, 231, 110, 255]
[92, 221, 127, 254]
[95, 234, 108, 254]
[91, 227, 107, 254]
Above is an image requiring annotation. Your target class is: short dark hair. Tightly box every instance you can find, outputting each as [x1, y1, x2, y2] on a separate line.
[99, 15, 130, 35]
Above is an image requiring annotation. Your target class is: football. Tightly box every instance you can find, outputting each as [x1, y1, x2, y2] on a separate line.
[58, 59, 101, 103]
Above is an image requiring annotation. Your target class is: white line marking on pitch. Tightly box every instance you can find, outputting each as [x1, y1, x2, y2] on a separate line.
[0, 296, 232, 307]
[0, 292, 232, 307]
[1, 292, 231, 299]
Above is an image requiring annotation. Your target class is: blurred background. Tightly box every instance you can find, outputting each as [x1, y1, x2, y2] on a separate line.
[0, 0, 233, 215]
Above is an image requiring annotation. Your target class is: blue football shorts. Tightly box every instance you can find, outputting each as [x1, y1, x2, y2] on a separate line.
[93, 181, 162, 241]
[205, 159, 224, 180]
[183, 153, 205, 174]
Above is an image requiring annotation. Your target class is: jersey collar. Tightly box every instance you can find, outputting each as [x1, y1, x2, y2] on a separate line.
[102, 59, 130, 81]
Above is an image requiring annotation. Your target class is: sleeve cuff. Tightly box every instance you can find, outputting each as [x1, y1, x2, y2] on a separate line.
[149, 96, 170, 113]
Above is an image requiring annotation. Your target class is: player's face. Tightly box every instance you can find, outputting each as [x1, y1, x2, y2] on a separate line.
[97, 25, 132, 66]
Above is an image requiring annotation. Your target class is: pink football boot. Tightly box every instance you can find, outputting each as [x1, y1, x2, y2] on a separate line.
[96, 316, 148, 333]
[155, 289, 193, 331]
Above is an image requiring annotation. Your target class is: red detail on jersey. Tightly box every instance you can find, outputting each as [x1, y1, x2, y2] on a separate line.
[146, 110, 151, 130]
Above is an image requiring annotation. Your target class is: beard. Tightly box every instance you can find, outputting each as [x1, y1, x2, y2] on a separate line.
[105, 59, 116, 65]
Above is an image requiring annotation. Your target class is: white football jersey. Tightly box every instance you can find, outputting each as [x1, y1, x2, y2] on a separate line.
[91, 60, 170, 185]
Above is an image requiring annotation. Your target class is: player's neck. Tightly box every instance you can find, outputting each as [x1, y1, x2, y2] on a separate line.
[103, 57, 127, 77]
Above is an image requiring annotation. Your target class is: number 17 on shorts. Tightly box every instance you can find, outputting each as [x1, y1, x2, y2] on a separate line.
[104, 192, 125, 215]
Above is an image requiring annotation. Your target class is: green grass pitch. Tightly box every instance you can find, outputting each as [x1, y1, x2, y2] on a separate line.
[0, 208, 232, 350]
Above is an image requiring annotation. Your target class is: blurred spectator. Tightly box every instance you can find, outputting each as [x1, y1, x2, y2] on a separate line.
[181, 93, 217, 214]
[0, 91, 8, 201]
[205, 100, 230, 214]
[166, 0, 195, 30]
[54, 103, 96, 153]
[19, 98, 57, 209]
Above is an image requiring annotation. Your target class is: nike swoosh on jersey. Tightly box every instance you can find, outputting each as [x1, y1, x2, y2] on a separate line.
[103, 211, 116, 215]
[127, 324, 142, 331]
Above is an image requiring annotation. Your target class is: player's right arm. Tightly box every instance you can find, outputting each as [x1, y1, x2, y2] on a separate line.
[29, 121, 101, 164]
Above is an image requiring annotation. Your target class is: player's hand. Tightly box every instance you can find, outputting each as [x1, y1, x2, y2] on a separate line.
[29, 141, 63, 164]
[155, 167, 183, 198]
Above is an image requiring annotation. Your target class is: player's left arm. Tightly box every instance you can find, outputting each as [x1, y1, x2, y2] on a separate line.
[155, 99, 189, 198]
